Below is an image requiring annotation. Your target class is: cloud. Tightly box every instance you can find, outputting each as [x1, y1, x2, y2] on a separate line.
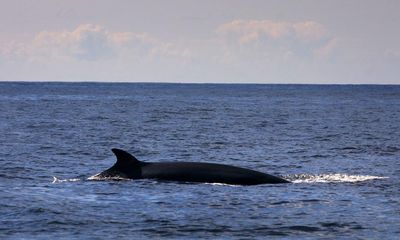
[213, 19, 337, 70]
[217, 20, 329, 44]
[32, 24, 112, 61]
[1, 24, 190, 62]
[0, 24, 193, 81]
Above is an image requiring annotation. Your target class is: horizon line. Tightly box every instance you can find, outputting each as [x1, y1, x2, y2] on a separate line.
[0, 80, 399, 86]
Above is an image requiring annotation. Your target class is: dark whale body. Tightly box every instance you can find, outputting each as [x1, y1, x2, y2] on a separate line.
[94, 149, 290, 185]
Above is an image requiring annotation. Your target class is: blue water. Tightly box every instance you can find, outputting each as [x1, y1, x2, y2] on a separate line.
[0, 82, 399, 239]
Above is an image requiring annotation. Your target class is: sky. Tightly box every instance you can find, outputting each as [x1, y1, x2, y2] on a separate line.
[0, 0, 399, 84]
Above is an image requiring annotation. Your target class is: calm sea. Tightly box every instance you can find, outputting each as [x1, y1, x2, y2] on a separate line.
[0, 82, 399, 239]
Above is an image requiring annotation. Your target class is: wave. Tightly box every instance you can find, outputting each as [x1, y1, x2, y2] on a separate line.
[284, 173, 388, 183]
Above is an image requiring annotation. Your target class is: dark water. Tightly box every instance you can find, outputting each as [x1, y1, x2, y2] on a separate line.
[0, 82, 399, 239]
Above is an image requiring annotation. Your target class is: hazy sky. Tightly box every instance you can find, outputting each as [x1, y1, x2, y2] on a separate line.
[1, 0, 399, 83]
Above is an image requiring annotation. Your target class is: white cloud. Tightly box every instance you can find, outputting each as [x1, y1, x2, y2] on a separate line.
[210, 19, 341, 83]
[38, 24, 113, 61]
[0, 24, 193, 81]
[215, 20, 337, 64]
[1, 24, 191, 62]
[217, 20, 329, 44]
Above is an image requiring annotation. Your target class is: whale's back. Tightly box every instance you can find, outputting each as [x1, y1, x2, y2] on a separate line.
[141, 162, 289, 185]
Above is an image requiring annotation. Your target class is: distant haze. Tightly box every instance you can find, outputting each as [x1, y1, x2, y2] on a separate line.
[1, 0, 399, 84]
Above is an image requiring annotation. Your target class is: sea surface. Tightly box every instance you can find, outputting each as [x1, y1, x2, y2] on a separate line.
[0, 82, 399, 239]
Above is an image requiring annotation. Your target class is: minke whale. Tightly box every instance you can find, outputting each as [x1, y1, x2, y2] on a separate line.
[91, 149, 290, 185]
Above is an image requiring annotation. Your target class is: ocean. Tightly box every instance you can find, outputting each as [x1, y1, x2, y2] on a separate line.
[0, 82, 399, 239]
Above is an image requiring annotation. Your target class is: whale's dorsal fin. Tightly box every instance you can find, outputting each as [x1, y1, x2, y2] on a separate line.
[111, 148, 140, 164]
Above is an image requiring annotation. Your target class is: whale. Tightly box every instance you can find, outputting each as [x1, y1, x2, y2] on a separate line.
[91, 148, 290, 185]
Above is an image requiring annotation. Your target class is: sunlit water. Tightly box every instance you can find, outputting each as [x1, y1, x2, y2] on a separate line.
[0, 83, 399, 239]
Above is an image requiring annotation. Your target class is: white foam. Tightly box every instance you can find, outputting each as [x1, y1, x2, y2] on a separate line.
[87, 173, 130, 181]
[87, 173, 101, 180]
[52, 176, 81, 183]
[288, 173, 388, 183]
